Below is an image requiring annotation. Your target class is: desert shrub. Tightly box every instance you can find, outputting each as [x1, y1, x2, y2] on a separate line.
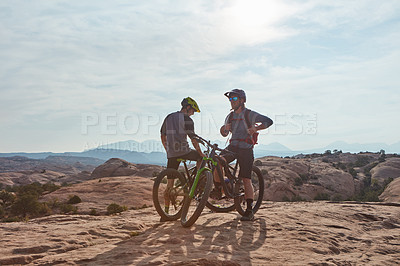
[291, 195, 306, 202]
[261, 169, 268, 176]
[42, 183, 60, 193]
[89, 208, 98, 216]
[0, 190, 16, 206]
[351, 177, 394, 202]
[254, 160, 262, 166]
[11, 193, 41, 217]
[364, 162, 378, 177]
[60, 203, 78, 214]
[299, 173, 309, 182]
[314, 193, 330, 201]
[282, 196, 290, 202]
[331, 194, 343, 201]
[67, 195, 82, 204]
[349, 168, 357, 178]
[0, 205, 4, 218]
[282, 195, 305, 202]
[16, 182, 43, 198]
[152, 171, 160, 177]
[294, 177, 303, 186]
[2, 216, 21, 223]
[354, 156, 371, 167]
[47, 198, 61, 209]
[107, 203, 128, 215]
[336, 162, 347, 171]
[38, 202, 52, 216]
[129, 231, 140, 237]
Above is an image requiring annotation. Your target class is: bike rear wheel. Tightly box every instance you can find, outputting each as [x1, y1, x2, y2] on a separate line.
[153, 168, 188, 221]
[206, 178, 236, 213]
[234, 166, 264, 216]
[181, 170, 213, 227]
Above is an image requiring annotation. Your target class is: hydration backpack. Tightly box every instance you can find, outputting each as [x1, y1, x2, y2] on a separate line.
[227, 109, 258, 146]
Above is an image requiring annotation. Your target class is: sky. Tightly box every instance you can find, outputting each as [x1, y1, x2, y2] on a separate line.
[1, 0, 400, 153]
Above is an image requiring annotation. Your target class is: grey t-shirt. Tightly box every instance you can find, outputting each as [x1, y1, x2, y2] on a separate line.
[160, 111, 196, 158]
[224, 108, 273, 149]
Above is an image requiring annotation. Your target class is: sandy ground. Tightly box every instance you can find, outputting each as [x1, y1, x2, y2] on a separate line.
[1, 201, 399, 265]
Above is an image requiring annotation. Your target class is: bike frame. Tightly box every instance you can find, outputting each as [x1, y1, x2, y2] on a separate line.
[177, 157, 216, 199]
[179, 135, 242, 200]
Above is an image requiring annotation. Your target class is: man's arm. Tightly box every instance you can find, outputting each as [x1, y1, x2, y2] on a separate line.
[191, 138, 205, 158]
[184, 115, 205, 157]
[160, 117, 168, 152]
[248, 111, 273, 135]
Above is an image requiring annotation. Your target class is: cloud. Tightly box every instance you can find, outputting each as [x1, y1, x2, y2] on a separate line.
[1, 0, 399, 151]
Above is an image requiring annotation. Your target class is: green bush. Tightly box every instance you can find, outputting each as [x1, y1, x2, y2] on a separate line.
[89, 208, 98, 216]
[314, 193, 330, 200]
[42, 183, 60, 193]
[0, 190, 16, 206]
[261, 169, 268, 176]
[11, 194, 41, 217]
[107, 203, 128, 215]
[152, 171, 160, 177]
[254, 160, 262, 166]
[67, 195, 82, 204]
[0, 205, 4, 218]
[38, 202, 52, 216]
[349, 168, 357, 178]
[354, 156, 371, 167]
[299, 173, 309, 182]
[2, 216, 21, 223]
[294, 177, 303, 186]
[60, 203, 78, 214]
[16, 182, 43, 198]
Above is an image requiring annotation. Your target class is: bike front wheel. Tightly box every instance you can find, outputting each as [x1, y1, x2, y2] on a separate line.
[181, 170, 213, 227]
[153, 168, 188, 221]
[234, 166, 265, 216]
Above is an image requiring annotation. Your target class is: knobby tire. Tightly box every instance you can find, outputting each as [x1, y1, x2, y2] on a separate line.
[153, 168, 188, 221]
[180, 171, 213, 227]
[234, 166, 264, 216]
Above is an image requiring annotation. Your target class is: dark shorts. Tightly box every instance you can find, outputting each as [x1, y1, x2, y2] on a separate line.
[220, 145, 254, 179]
[167, 149, 202, 178]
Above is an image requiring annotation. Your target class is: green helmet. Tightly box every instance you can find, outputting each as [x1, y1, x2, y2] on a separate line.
[181, 97, 200, 112]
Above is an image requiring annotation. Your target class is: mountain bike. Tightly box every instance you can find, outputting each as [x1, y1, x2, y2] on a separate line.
[152, 135, 264, 227]
[193, 136, 264, 216]
[152, 148, 214, 227]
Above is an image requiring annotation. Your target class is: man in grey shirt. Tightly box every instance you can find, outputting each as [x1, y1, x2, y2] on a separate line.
[160, 97, 204, 168]
[160, 97, 205, 217]
[218, 89, 273, 221]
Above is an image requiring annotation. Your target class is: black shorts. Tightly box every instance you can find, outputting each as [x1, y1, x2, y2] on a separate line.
[220, 145, 254, 179]
[167, 150, 202, 178]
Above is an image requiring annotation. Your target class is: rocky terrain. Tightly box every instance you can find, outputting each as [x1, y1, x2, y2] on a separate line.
[0, 156, 162, 188]
[0, 200, 399, 265]
[1, 151, 400, 265]
[0, 156, 102, 187]
[258, 152, 400, 202]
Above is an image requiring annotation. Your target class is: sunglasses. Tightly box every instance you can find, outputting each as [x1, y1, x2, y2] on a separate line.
[229, 96, 239, 102]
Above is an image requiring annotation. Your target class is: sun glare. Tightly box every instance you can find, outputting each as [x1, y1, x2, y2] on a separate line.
[229, 0, 293, 27]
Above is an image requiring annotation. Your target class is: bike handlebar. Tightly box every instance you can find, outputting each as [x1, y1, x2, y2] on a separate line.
[193, 134, 235, 155]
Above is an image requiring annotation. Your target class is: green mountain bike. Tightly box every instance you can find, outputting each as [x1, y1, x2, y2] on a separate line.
[152, 141, 214, 227]
[152, 135, 264, 227]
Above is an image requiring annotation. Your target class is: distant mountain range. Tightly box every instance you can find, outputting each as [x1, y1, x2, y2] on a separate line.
[1, 140, 399, 166]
